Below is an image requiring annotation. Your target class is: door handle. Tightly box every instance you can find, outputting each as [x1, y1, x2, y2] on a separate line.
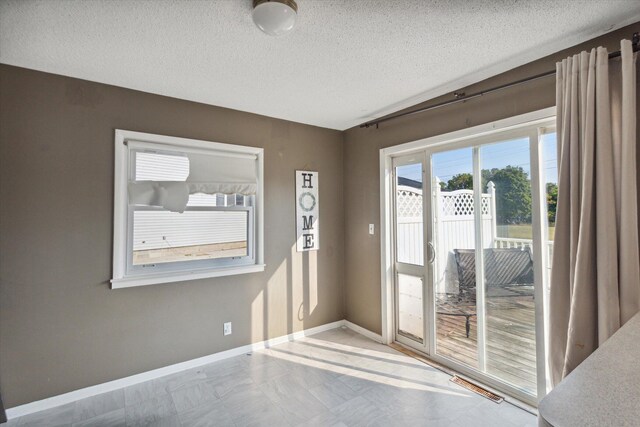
[427, 242, 436, 264]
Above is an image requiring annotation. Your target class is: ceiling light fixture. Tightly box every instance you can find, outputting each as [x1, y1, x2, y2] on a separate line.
[252, 0, 298, 36]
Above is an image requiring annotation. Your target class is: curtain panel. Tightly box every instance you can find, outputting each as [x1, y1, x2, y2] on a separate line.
[549, 39, 639, 385]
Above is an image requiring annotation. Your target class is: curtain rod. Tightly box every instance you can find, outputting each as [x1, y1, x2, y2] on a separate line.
[361, 32, 639, 129]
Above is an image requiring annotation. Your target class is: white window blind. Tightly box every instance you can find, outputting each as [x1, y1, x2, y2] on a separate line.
[127, 140, 258, 213]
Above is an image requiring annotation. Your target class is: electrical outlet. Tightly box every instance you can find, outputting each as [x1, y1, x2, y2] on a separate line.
[369, 224, 375, 235]
[223, 322, 232, 336]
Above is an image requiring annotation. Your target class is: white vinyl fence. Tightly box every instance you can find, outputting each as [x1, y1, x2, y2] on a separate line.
[133, 210, 247, 251]
[396, 180, 554, 294]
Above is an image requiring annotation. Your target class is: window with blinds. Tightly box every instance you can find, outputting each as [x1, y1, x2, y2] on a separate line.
[111, 130, 264, 288]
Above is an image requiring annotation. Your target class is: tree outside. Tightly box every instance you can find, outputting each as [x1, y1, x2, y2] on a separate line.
[441, 173, 473, 191]
[546, 182, 558, 225]
[488, 166, 532, 225]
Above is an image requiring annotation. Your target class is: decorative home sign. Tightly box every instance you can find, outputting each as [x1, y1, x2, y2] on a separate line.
[296, 170, 319, 252]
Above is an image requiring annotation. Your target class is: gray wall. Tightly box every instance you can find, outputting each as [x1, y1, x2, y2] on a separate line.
[0, 65, 345, 407]
[342, 23, 640, 334]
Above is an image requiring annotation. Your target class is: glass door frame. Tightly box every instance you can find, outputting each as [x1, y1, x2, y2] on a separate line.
[391, 153, 431, 354]
[379, 107, 556, 407]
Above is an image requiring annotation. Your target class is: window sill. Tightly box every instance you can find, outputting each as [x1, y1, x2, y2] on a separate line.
[110, 264, 266, 289]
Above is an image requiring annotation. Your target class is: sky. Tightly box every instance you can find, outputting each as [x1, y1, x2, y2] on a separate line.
[398, 133, 558, 186]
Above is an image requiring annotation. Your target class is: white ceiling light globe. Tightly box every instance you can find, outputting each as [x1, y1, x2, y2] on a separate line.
[252, 0, 298, 36]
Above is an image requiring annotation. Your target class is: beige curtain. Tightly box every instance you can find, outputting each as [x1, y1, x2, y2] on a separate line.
[549, 39, 639, 386]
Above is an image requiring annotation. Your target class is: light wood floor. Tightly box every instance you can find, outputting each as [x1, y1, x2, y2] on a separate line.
[5, 328, 536, 427]
[436, 295, 537, 395]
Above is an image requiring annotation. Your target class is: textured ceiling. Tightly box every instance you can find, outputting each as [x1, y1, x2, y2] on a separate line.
[1, 1, 639, 130]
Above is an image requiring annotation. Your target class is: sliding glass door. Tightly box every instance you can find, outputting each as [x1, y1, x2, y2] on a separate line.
[390, 118, 557, 404]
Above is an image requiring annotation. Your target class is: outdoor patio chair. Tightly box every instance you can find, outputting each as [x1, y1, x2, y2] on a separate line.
[436, 247, 534, 338]
[454, 247, 534, 301]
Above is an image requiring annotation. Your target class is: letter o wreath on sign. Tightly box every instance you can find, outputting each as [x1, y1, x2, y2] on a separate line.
[298, 192, 316, 212]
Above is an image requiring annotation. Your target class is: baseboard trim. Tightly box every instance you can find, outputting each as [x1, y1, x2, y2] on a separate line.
[6, 319, 345, 420]
[343, 320, 383, 343]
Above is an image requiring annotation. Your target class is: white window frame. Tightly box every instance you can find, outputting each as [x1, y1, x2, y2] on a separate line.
[111, 130, 265, 289]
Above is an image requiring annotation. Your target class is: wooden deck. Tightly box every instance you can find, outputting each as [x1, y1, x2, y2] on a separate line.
[436, 295, 537, 395]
